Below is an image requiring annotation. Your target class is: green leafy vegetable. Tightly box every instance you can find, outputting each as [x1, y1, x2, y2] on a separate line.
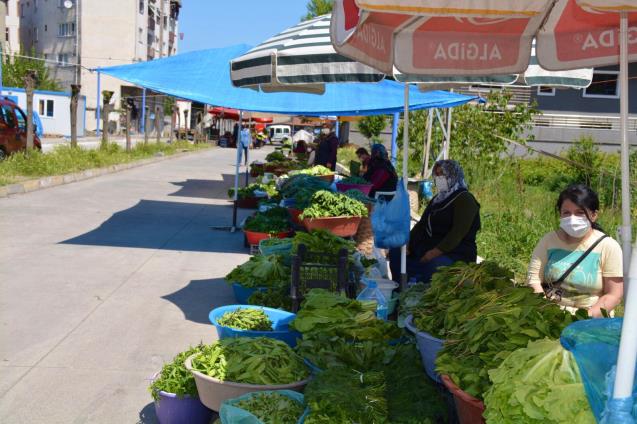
[279, 175, 332, 209]
[266, 151, 287, 162]
[339, 175, 369, 185]
[248, 287, 292, 311]
[217, 307, 273, 331]
[292, 230, 356, 260]
[343, 189, 375, 205]
[484, 338, 595, 424]
[244, 207, 291, 234]
[290, 165, 333, 176]
[191, 337, 308, 385]
[228, 182, 278, 200]
[234, 392, 305, 424]
[299, 190, 368, 219]
[149, 344, 205, 400]
[225, 254, 290, 288]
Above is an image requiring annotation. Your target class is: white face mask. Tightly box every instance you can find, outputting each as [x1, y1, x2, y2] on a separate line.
[560, 215, 591, 238]
[321, 128, 330, 135]
[434, 176, 449, 192]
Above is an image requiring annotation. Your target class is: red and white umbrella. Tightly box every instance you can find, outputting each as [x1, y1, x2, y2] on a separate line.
[332, 0, 637, 413]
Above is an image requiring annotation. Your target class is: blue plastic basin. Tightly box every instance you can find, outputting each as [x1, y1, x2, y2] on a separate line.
[231, 283, 268, 304]
[209, 305, 301, 347]
[405, 315, 444, 383]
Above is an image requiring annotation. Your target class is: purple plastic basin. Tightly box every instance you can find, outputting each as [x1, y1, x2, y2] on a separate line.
[154, 390, 213, 424]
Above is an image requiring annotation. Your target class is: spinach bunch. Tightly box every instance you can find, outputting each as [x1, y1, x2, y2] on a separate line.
[217, 308, 273, 331]
[343, 189, 375, 204]
[265, 151, 287, 162]
[339, 175, 369, 185]
[149, 344, 205, 400]
[292, 230, 356, 259]
[228, 182, 278, 200]
[279, 175, 331, 209]
[248, 287, 292, 311]
[234, 392, 305, 424]
[299, 190, 368, 219]
[244, 207, 291, 234]
[225, 254, 290, 288]
[191, 337, 308, 385]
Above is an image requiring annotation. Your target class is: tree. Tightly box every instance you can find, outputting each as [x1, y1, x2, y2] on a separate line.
[303, 0, 333, 20]
[357, 115, 387, 142]
[2, 49, 61, 91]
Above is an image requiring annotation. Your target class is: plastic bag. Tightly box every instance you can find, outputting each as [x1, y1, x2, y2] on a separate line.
[371, 178, 410, 249]
[560, 318, 637, 423]
[219, 390, 306, 424]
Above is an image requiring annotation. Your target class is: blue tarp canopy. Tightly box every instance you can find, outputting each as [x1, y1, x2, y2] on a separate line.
[97, 44, 476, 116]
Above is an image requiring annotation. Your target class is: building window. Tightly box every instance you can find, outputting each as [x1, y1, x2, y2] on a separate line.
[139, 0, 144, 14]
[58, 53, 70, 65]
[583, 71, 620, 99]
[5, 28, 8, 43]
[45, 25, 48, 32]
[39, 99, 55, 117]
[58, 22, 76, 37]
[34, 27, 38, 42]
[536, 86, 555, 96]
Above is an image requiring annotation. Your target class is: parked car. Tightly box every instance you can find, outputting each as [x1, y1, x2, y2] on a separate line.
[267, 125, 291, 143]
[0, 98, 42, 160]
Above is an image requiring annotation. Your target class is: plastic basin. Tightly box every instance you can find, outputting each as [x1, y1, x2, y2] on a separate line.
[405, 315, 445, 383]
[361, 278, 398, 301]
[315, 174, 335, 183]
[209, 305, 301, 347]
[244, 230, 292, 246]
[441, 374, 486, 424]
[336, 182, 373, 196]
[302, 216, 362, 237]
[287, 208, 303, 226]
[154, 390, 213, 424]
[185, 354, 310, 412]
[232, 283, 267, 304]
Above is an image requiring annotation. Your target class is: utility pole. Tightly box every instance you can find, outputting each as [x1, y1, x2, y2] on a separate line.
[124, 98, 132, 152]
[23, 70, 37, 150]
[144, 105, 150, 144]
[101, 90, 114, 148]
[155, 105, 162, 144]
[75, 0, 82, 86]
[70, 84, 81, 148]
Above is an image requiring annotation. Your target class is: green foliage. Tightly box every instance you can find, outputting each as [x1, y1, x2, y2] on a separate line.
[217, 307, 273, 331]
[2, 49, 61, 91]
[234, 392, 305, 424]
[290, 165, 333, 176]
[190, 337, 308, 385]
[228, 182, 278, 200]
[566, 135, 603, 187]
[280, 174, 332, 209]
[484, 339, 595, 423]
[266, 151, 287, 162]
[336, 146, 359, 170]
[299, 190, 368, 219]
[357, 115, 387, 141]
[339, 175, 368, 185]
[162, 96, 176, 116]
[225, 254, 290, 289]
[303, 0, 333, 20]
[0, 141, 208, 186]
[244, 207, 291, 234]
[248, 287, 293, 311]
[149, 344, 205, 400]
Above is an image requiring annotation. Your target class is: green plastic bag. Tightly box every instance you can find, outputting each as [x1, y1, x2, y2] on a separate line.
[220, 390, 306, 424]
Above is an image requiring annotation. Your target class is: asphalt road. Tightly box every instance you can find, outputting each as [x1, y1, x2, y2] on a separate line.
[0, 146, 266, 423]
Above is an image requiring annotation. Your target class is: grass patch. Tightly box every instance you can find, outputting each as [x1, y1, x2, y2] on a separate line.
[0, 141, 211, 186]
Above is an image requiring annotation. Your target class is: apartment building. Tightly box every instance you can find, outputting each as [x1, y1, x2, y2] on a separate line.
[1, 0, 20, 54]
[19, 0, 180, 132]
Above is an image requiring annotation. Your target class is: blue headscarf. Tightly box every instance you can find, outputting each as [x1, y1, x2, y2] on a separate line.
[371, 143, 389, 160]
[431, 160, 468, 205]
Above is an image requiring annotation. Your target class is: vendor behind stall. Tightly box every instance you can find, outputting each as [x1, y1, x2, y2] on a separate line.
[362, 144, 397, 197]
[526, 184, 623, 317]
[389, 160, 480, 284]
[356, 147, 371, 175]
[315, 122, 339, 171]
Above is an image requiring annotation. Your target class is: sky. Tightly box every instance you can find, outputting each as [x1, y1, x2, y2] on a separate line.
[179, 0, 310, 52]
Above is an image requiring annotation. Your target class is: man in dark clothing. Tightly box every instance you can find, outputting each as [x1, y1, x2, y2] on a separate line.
[314, 122, 339, 171]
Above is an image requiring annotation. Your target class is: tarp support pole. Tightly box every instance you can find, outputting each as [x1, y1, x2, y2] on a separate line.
[96, 70, 101, 136]
[141, 88, 147, 134]
[422, 108, 433, 178]
[444, 105, 453, 160]
[232, 110, 242, 232]
[400, 84, 409, 290]
[335, 119, 340, 138]
[613, 10, 636, 403]
[245, 115, 251, 187]
[391, 112, 399, 165]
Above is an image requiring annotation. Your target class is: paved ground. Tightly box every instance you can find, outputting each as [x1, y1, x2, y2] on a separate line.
[0, 146, 267, 423]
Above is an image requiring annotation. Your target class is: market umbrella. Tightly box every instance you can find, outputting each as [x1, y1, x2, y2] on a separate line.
[292, 129, 315, 143]
[331, 0, 637, 415]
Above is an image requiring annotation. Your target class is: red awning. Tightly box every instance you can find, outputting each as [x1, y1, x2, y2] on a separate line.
[209, 107, 273, 123]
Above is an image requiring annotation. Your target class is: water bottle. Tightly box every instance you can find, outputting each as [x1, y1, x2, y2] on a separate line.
[357, 280, 388, 320]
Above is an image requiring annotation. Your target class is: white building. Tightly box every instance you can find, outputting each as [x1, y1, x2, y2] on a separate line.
[4, 0, 21, 54]
[19, 0, 180, 133]
[1, 86, 86, 136]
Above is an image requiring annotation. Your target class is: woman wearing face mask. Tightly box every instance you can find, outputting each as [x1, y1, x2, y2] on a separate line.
[389, 160, 481, 284]
[527, 184, 623, 317]
[363, 144, 398, 197]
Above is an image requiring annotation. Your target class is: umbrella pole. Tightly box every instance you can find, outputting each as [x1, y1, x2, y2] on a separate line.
[391, 112, 399, 165]
[400, 84, 410, 290]
[422, 109, 433, 178]
[613, 11, 636, 403]
[245, 115, 251, 187]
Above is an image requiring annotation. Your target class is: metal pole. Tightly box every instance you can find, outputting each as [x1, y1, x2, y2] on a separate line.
[0, 44, 3, 96]
[400, 84, 409, 290]
[613, 11, 636, 403]
[444, 104, 453, 160]
[96, 70, 101, 136]
[335, 119, 340, 138]
[141, 88, 146, 134]
[233, 110, 243, 231]
[390, 112, 399, 165]
[245, 115, 251, 187]
[423, 109, 434, 178]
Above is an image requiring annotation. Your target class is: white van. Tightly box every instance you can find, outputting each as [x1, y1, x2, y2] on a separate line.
[268, 125, 291, 143]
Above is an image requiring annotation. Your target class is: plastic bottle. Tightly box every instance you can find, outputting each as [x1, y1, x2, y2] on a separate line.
[357, 280, 388, 320]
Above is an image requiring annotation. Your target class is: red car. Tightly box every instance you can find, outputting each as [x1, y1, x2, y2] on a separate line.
[0, 98, 42, 160]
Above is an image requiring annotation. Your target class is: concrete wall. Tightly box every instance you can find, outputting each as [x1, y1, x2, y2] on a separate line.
[5, 0, 20, 54]
[1, 87, 86, 136]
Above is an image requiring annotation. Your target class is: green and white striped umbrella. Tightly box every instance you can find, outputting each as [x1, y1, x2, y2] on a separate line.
[230, 14, 384, 91]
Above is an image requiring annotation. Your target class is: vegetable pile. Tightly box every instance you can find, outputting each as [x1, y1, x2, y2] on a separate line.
[190, 337, 309, 385]
[279, 175, 332, 209]
[290, 165, 333, 176]
[292, 230, 356, 260]
[244, 207, 291, 234]
[149, 344, 204, 400]
[225, 254, 290, 289]
[339, 175, 369, 185]
[234, 392, 305, 424]
[299, 190, 368, 219]
[343, 189, 375, 205]
[265, 151, 287, 162]
[248, 287, 292, 311]
[217, 307, 273, 331]
[484, 338, 595, 423]
[228, 182, 278, 200]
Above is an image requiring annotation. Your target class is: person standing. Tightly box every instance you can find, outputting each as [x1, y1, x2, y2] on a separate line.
[315, 122, 339, 171]
[238, 124, 252, 165]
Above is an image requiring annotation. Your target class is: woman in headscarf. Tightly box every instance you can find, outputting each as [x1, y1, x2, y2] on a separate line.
[363, 144, 398, 197]
[389, 160, 481, 284]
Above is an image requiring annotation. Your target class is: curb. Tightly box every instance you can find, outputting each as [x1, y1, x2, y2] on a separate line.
[0, 148, 212, 198]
